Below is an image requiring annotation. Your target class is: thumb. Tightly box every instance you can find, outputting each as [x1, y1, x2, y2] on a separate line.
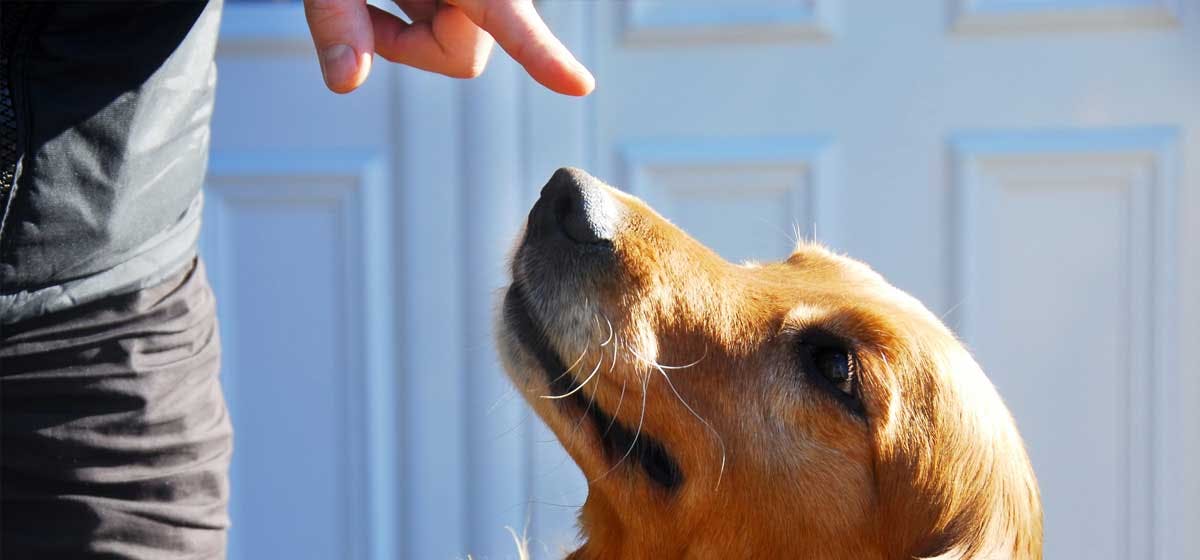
[303, 0, 375, 93]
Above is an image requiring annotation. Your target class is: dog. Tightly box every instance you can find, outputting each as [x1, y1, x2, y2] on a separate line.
[496, 168, 1043, 559]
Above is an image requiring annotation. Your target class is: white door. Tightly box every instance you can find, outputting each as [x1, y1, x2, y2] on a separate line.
[207, 1, 1199, 559]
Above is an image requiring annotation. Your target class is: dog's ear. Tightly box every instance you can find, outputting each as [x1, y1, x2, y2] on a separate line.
[870, 339, 1043, 559]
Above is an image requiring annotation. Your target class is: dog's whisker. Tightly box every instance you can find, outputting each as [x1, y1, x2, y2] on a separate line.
[939, 297, 968, 327]
[633, 344, 708, 370]
[484, 385, 519, 416]
[541, 349, 605, 400]
[575, 337, 620, 435]
[629, 346, 727, 491]
[602, 379, 629, 440]
[570, 350, 605, 436]
[592, 371, 649, 484]
[547, 347, 590, 388]
[569, 323, 618, 436]
[492, 409, 531, 440]
[601, 343, 628, 440]
[600, 314, 614, 347]
[521, 498, 586, 511]
[608, 337, 620, 375]
[503, 526, 531, 560]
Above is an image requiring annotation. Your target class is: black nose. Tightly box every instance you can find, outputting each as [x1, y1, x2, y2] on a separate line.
[529, 167, 617, 245]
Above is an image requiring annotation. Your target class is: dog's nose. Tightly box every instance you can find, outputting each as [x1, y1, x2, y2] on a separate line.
[530, 167, 617, 245]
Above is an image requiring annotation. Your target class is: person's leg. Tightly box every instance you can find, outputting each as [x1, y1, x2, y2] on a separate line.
[1, 258, 232, 559]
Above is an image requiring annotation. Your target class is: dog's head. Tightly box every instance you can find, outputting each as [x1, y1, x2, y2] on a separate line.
[497, 168, 1042, 559]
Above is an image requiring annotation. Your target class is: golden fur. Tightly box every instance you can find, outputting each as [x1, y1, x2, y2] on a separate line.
[497, 175, 1042, 559]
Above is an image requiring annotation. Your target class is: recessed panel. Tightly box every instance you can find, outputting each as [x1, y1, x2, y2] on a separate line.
[972, 175, 1125, 558]
[202, 153, 393, 560]
[621, 139, 832, 265]
[643, 166, 806, 263]
[950, 0, 1179, 32]
[954, 129, 1176, 559]
[623, 0, 833, 43]
[225, 198, 352, 560]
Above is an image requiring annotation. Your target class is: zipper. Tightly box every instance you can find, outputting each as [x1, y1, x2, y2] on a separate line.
[0, 2, 33, 244]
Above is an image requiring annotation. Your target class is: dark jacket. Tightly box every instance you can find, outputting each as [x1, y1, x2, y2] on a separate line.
[0, 0, 221, 323]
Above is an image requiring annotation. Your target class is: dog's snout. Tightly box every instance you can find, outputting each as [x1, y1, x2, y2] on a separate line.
[531, 167, 617, 245]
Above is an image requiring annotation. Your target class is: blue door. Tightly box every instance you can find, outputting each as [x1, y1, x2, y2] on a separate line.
[208, 2, 1200, 558]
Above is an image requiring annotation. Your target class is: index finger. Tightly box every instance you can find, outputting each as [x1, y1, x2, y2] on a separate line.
[446, 0, 594, 96]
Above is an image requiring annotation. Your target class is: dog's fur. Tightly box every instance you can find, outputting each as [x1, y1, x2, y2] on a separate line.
[497, 171, 1042, 559]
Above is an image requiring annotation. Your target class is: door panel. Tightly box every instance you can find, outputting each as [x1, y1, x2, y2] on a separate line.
[202, 151, 395, 560]
[954, 129, 1178, 558]
[622, 138, 835, 262]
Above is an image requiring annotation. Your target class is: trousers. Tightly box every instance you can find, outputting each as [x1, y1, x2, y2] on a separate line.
[1, 258, 231, 559]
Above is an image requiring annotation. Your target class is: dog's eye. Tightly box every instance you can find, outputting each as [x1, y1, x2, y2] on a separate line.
[813, 347, 855, 396]
[795, 331, 864, 416]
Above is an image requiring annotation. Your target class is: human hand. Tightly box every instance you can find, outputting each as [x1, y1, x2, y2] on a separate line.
[302, 0, 595, 96]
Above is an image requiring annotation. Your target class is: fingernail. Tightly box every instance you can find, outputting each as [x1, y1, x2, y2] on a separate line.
[320, 44, 357, 90]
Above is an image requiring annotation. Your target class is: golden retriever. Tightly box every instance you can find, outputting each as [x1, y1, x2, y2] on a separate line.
[496, 168, 1042, 559]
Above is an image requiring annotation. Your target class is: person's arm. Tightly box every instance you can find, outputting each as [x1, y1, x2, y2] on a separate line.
[302, 0, 594, 96]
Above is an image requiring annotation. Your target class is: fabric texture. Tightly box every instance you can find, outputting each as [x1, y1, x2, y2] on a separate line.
[1, 258, 232, 559]
[0, 192, 203, 325]
[0, 0, 221, 322]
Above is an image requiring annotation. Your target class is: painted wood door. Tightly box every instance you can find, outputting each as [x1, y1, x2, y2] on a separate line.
[205, 1, 1199, 559]
[525, 3, 1200, 559]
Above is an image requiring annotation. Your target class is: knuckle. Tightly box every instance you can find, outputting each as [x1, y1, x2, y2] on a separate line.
[473, 2, 490, 28]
